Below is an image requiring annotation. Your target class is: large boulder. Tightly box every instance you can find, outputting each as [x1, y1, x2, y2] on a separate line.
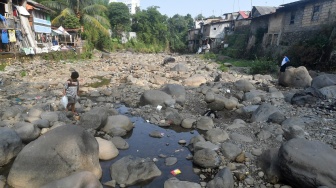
[207, 167, 234, 188]
[183, 74, 207, 87]
[13, 122, 41, 143]
[95, 137, 119, 160]
[204, 128, 229, 143]
[110, 155, 161, 186]
[161, 84, 186, 105]
[40, 171, 102, 188]
[278, 138, 336, 188]
[0, 127, 23, 167]
[195, 117, 214, 131]
[319, 85, 336, 99]
[257, 148, 282, 184]
[139, 90, 174, 107]
[7, 126, 102, 188]
[234, 80, 255, 92]
[170, 63, 188, 72]
[193, 148, 222, 168]
[80, 107, 109, 130]
[251, 103, 279, 122]
[102, 115, 134, 136]
[291, 87, 325, 106]
[278, 66, 312, 88]
[311, 74, 336, 89]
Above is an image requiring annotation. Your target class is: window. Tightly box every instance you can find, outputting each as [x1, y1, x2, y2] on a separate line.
[290, 12, 295, 24]
[312, 5, 320, 21]
[213, 27, 217, 30]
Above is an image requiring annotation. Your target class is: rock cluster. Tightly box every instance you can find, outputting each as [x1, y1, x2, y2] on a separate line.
[0, 51, 335, 188]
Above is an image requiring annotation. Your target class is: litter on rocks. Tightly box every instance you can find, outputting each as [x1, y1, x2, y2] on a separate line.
[170, 169, 181, 176]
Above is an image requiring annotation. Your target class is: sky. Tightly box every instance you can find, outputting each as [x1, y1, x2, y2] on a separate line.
[140, 0, 298, 18]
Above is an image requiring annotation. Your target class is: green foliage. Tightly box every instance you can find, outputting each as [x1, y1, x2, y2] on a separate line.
[202, 52, 217, 60]
[285, 24, 335, 70]
[221, 33, 249, 58]
[249, 59, 278, 75]
[40, 50, 92, 61]
[230, 60, 254, 67]
[0, 62, 7, 71]
[218, 64, 229, 72]
[61, 14, 80, 28]
[132, 7, 168, 48]
[108, 2, 131, 38]
[194, 14, 205, 20]
[167, 14, 194, 52]
[20, 70, 27, 77]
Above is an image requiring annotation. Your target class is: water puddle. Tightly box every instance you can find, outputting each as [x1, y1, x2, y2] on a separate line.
[100, 105, 201, 187]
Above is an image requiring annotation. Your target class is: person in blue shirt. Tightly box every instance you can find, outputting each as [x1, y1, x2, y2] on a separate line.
[280, 56, 290, 73]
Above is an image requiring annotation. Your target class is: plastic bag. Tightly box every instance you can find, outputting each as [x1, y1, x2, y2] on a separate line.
[60, 96, 68, 109]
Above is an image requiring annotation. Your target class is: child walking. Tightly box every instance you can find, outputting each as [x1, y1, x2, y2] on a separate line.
[63, 71, 80, 115]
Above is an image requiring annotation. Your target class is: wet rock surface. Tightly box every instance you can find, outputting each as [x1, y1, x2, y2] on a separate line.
[0, 51, 336, 187]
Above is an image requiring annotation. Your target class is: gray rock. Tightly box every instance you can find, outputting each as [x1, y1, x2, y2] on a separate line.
[311, 74, 336, 89]
[281, 117, 305, 133]
[40, 112, 59, 122]
[102, 115, 134, 136]
[234, 80, 255, 92]
[181, 118, 195, 129]
[183, 74, 207, 87]
[111, 136, 129, 150]
[163, 57, 175, 65]
[28, 107, 44, 118]
[278, 138, 336, 188]
[165, 111, 183, 126]
[2, 105, 26, 120]
[13, 122, 40, 143]
[193, 148, 222, 168]
[283, 125, 306, 140]
[257, 130, 272, 140]
[278, 66, 312, 88]
[194, 141, 220, 153]
[7, 126, 102, 188]
[268, 112, 286, 124]
[204, 128, 229, 143]
[80, 107, 109, 130]
[149, 131, 164, 138]
[257, 148, 282, 184]
[206, 167, 234, 188]
[161, 84, 186, 105]
[319, 85, 336, 99]
[139, 90, 173, 106]
[220, 142, 242, 161]
[196, 117, 214, 131]
[188, 135, 206, 152]
[0, 127, 23, 167]
[165, 157, 177, 166]
[32, 119, 50, 128]
[205, 91, 215, 103]
[110, 155, 161, 186]
[230, 133, 253, 143]
[244, 90, 267, 101]
[251, 103, 278, 122]
[208, 96, 226, 111]
[164, 177, 201, 188]
[170, 63, 188, 72]
[40, 171, 102, 188]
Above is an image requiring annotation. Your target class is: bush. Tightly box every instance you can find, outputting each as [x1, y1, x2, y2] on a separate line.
[0, 62, 7, 71]
[202, 52, 217, 60]
[249, 59, 278, 75]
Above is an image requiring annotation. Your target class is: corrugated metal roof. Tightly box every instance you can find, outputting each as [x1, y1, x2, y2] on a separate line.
[254, 6, 277, 16]
[238, 11, 250, 19]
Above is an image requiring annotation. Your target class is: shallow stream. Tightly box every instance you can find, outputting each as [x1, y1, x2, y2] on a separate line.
[100, 106, 201, 187]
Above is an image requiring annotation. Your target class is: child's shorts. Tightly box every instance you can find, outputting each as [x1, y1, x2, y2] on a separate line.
[67, 96, 76, 104]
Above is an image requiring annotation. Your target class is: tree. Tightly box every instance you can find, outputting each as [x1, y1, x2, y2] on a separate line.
[194, 14, 205, 20]
[41, 0, 110, 35]
[167, 14, 194, 52]
[131, 6, 168, 45]
[107, 2, 131, 38]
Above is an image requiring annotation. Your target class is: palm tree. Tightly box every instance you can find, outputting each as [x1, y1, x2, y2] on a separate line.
[41, 0, 110, 35]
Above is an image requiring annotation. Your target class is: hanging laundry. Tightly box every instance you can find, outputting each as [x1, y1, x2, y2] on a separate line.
[4, 4, 9, 13]
[0, 14, 7, 25]
[15, 30, 23, 41]
[8, 30, 16, 42]
[1, 30, 9, 44]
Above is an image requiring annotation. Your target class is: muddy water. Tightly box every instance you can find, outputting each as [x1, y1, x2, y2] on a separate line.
[100, 106, 201, 187]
